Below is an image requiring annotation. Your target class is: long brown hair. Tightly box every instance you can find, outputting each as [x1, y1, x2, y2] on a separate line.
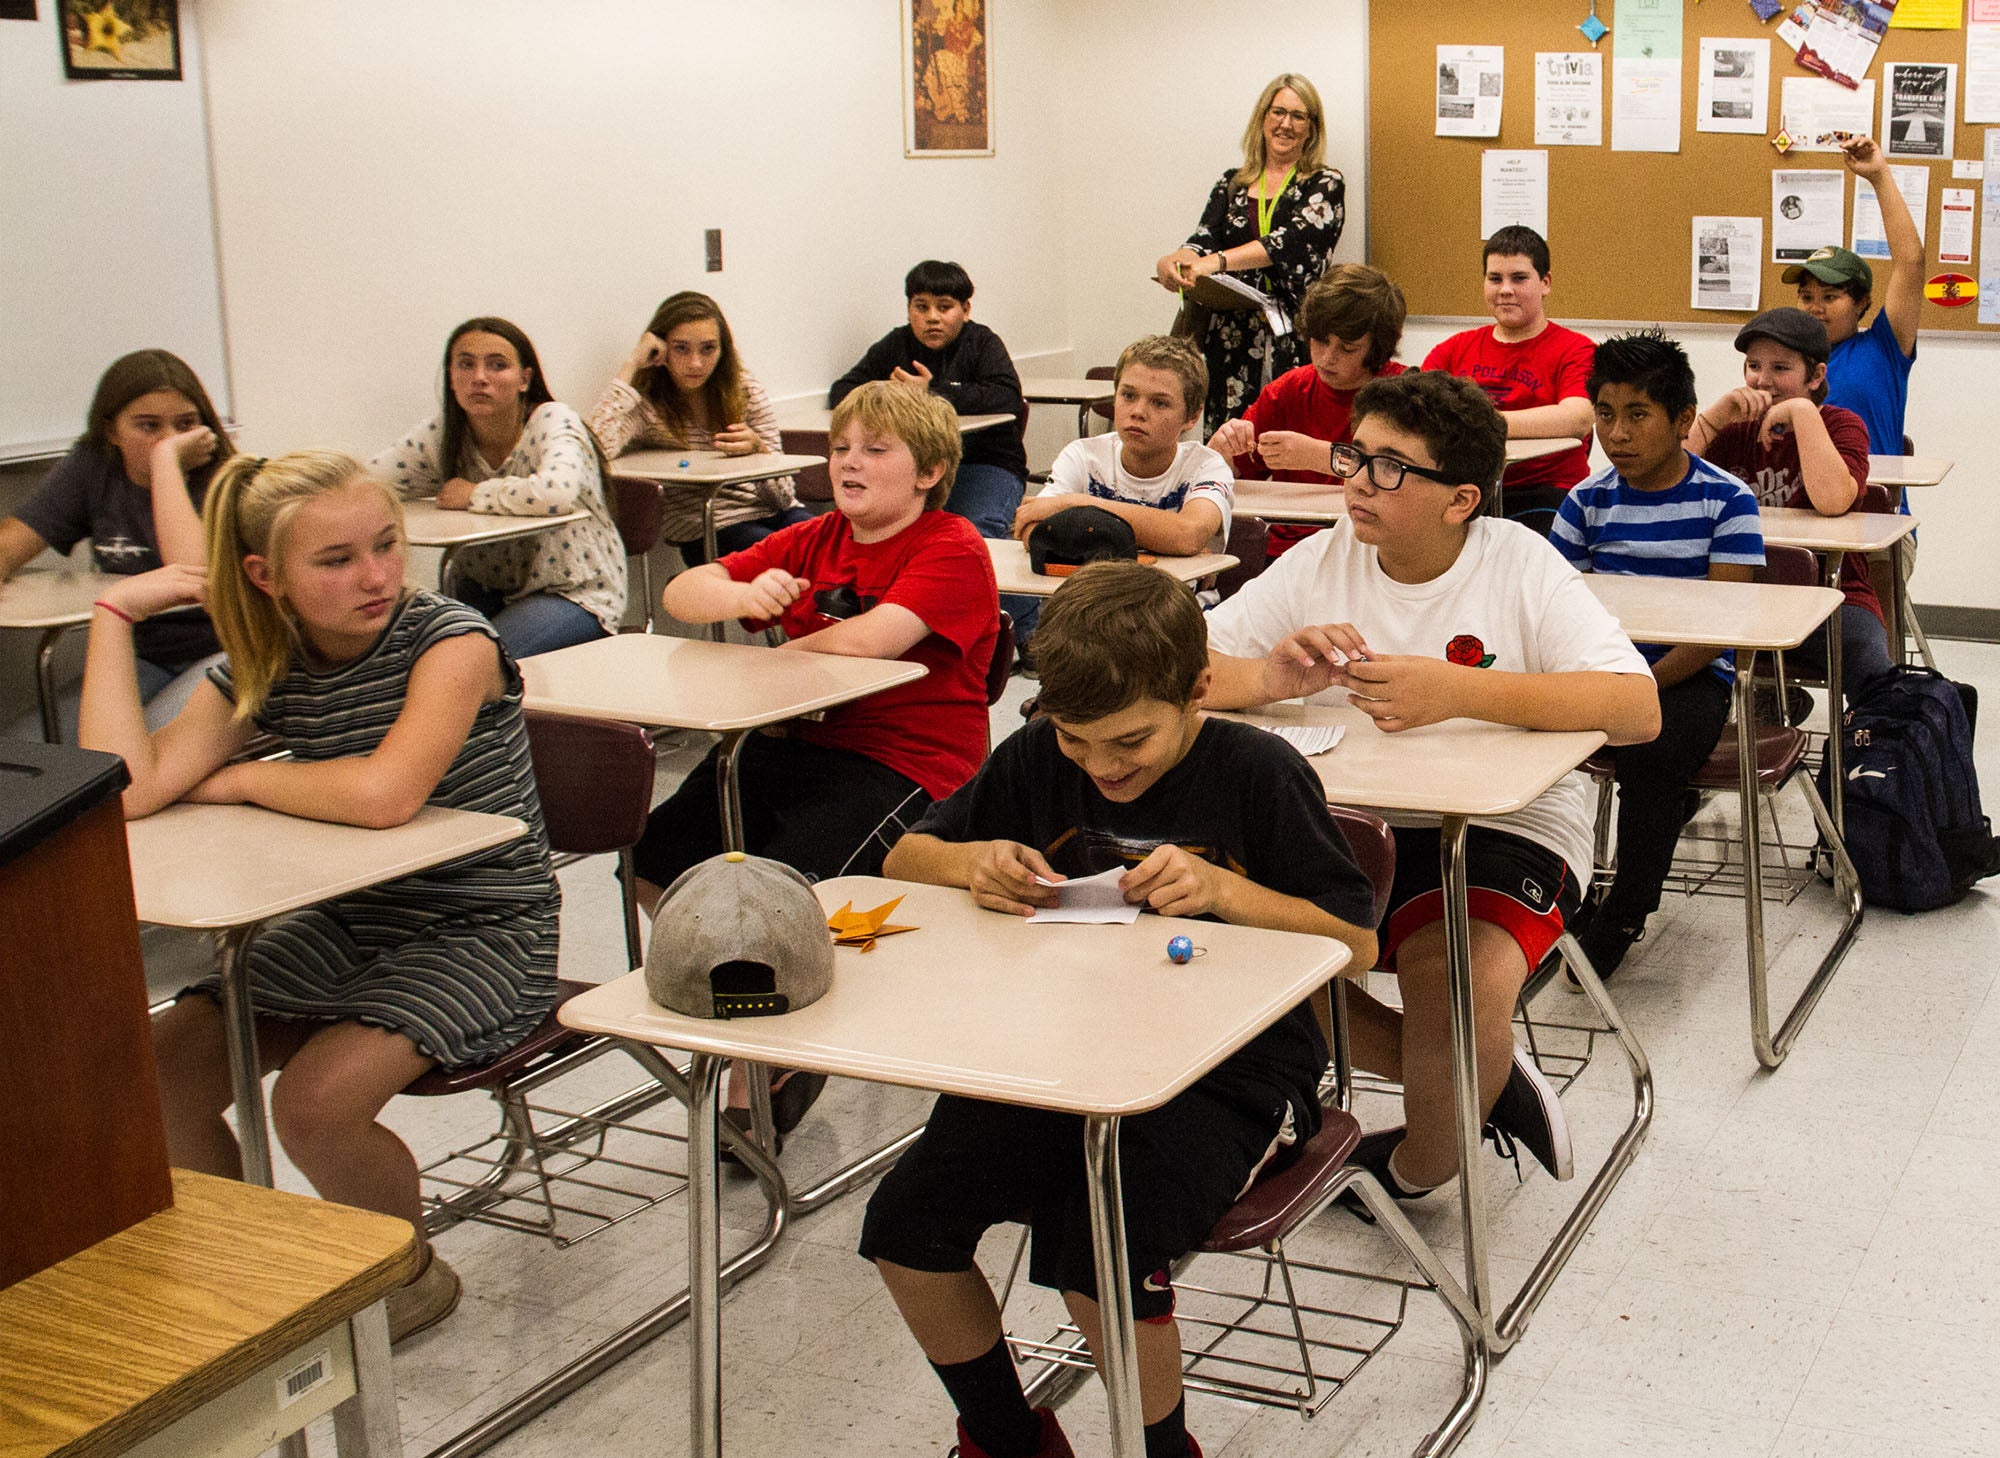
[1231, 73, 1328, 191]
[84, 348, 235, 473]
[436, 315, 611, 487]
[633, 292, 747, 443]
[202, 450, 405, 719]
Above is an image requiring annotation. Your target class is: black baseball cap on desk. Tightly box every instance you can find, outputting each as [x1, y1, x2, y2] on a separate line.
[1027, 505, 1141, 576]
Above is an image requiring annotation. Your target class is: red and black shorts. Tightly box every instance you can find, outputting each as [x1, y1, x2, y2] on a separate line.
[1379, 826, 1581, 973]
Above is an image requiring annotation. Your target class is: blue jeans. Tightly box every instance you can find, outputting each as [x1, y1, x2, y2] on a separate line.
[949, 462, 1038, 644]
[674, 506, 815, 567]
[1787, 601, 1896, 706]
[456, 585, 607, 659]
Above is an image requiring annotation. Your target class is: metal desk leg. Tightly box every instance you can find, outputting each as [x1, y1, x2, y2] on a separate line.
[688, 1051, 724, 1458]
[715, 730, 751, 853]
[217, 922, 275, 1187]
[1083, 1116, 1145, 1458]
[703, 496, 725, 642]
[1438, 818, 1496, 1339]
[438, 545, 461, 600]
[1822, 561, 1847, 840]
[35, 625, 67, 743]
[332, 1301, 400, 1456]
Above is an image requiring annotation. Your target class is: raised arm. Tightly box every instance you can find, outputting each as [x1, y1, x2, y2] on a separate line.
[1845, 135, 1923, 358]
[146, 428, 219, 567]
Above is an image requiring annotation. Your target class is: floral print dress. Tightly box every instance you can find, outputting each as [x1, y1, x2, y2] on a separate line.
[1184, 166, 1346, 435]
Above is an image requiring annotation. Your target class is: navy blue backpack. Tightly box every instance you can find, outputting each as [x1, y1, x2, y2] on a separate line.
[1818, 667, 2000, 912]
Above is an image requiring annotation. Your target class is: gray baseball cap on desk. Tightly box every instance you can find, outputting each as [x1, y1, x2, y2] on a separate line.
[644, 852, 834, 1018]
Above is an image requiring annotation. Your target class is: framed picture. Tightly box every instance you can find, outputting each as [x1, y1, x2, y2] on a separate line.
[60, 0, 180, 81]
[902, 0, 992, 158]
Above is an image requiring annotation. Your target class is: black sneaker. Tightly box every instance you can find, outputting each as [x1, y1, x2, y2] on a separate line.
[1577, 917, 1644, 981]
[1485, 1047, 1573, 1182]
[1337, 1126, 1439, 1223]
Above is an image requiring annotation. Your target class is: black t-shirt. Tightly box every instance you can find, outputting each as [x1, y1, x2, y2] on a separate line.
[910, 715, 1374, 1134]
[827, 321, 1028, 479]
[14, 441, 222, 666]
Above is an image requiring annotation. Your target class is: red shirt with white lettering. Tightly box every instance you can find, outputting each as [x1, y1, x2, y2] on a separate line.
[1422, 323, 1595, 495]
[722, 508, 999, 798]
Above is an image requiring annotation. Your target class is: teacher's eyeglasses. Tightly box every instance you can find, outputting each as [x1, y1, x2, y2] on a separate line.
[1266, 104, 1312, 126]
[1328, 443, 1458, 492]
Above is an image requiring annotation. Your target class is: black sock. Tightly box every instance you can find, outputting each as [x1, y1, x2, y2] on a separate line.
[931, 1338, 1040, 1458]
[1143, 1395, 1189, 1458]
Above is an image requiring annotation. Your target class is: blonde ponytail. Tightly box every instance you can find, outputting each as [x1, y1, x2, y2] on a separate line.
[202, 449, 404, 719]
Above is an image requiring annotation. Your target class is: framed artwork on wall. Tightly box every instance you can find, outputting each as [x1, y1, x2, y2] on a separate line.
[59, 0, 180, 80]
[903, 0, 992, 157]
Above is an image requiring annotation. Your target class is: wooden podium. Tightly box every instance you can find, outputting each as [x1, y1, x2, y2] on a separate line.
[0, 739, 173, 1288]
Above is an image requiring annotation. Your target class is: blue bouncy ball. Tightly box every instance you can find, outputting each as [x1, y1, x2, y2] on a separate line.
[1167, 935, 1195, 965]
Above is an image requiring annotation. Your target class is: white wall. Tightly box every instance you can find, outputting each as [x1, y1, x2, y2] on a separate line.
[195, 0, 1072, 453]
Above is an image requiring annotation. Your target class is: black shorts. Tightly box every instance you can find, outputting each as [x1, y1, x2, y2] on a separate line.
[858, 1088, 1291, 1320]
[1380, 826, 1580, 972]
[631, 734, 929, 887]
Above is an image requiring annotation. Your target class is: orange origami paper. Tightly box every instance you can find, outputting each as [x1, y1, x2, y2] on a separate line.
[827, 896, 917, 952]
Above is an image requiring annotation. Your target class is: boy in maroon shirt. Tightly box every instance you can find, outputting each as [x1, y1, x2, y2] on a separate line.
[1422, 225, 1595, 536]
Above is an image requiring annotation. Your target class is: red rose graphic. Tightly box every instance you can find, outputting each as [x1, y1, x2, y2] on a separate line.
[1445, 634, 1496, 669]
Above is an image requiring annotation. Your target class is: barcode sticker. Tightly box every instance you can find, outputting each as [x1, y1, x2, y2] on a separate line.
[277, 1350, 332, 1409]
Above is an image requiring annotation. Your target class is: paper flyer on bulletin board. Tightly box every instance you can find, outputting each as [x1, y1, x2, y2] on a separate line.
[1436, 46, 1504, 137]
[1980, 128, 2000, 322]
[1888, 0, 1962, 25]
[1773, 169, 1847, 260]
[1853, 165, 1930, 254]
[1612, 0, 1685, 152]
[1883, 62, 1955, 158]
[1780, 77, 1877, 150]
[1535, 52, 1603, 146]
[1967, 27, 2000, 122]
[1692, 217, 1764, 310]
[1481, 150, 1549, 238]
[1697, 38, 1770, 134]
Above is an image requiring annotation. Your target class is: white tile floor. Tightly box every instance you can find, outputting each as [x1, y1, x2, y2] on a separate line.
[216, 641, 2000, 1458]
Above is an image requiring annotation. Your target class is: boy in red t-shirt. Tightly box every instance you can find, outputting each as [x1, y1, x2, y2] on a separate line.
[1208, 262, 1406, 557]
[630, 381, 1000, 1141]
[1687, 306, 1892, 702]
[1421, 225, 1595, 536]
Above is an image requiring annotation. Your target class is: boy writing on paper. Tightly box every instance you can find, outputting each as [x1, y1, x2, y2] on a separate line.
[868, 561, 1376, 1458]
[1202, 370, 1659, 1203]
[1422, 225, 1596, 536]
[1011, 334, 1233, 558]
[1551, 330, 1765, 978]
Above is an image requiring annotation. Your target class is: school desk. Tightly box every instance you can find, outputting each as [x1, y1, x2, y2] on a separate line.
[607, 448, 827, 606]
[557, 875, 1355, 1458]
[1759, 505, 1923, 678]
[773, 402, 1017, 436]
[0, 1169, 416, 1458]
[1019, 375, 1116, 436]
[520, 633, 924, 853]
[1583, 572, 1857, 1067]
[986, 539, 1238, 596]
[0, 566, 117, 742]
[1864, 454, 1952, 489]
[400, 499, 589, 598]
[1212, 699, 1649, 1357]
[126, 803, 526, 1189]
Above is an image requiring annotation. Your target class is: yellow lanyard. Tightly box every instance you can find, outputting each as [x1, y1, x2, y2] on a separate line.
[1256, 166, 1294, 238]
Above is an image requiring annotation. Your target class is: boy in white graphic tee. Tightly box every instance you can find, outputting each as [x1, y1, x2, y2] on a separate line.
[1204, 370, 1658, 1202]
[1013, 335, 1233, 558]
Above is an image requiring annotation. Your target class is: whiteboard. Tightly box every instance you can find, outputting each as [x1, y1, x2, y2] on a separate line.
[0, 5, 231, 462]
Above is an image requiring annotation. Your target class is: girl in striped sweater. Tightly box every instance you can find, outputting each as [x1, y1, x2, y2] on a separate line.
[79, 449, 559, 1343]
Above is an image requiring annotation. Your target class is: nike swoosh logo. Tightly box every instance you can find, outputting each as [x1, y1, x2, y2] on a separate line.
[1848, 767, 1889, 781]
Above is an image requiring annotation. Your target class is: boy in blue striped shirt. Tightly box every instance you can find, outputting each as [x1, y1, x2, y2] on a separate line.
[1552, 330, 1764, 976]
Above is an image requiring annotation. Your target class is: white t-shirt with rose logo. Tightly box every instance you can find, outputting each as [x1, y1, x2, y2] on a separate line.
[1205, 515, 1648, 881]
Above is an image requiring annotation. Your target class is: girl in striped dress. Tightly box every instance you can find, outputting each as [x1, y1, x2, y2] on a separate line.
[78, 449, 560, 1343]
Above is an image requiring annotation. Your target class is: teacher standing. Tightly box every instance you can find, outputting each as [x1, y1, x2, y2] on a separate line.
[1154, 74, 1346, 435]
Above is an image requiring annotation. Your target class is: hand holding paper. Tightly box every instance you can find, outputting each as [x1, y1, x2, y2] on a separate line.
[1027, 866, 1141, 925]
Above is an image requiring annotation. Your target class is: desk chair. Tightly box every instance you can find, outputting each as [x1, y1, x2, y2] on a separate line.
[1006, 808, 1486, 1445]
[778, 428, 834, 508]
[1213, 515, 1270, 601]
[609, 475, 665, 632]
[412, 713, 773, 1246]
[1085, 363, 1116, 428]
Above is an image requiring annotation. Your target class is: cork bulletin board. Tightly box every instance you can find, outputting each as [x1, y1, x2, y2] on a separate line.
[1367, 2, 1988, 330]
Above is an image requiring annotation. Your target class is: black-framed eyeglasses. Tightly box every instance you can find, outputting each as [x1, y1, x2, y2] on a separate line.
[1328, 442, 1458, 492]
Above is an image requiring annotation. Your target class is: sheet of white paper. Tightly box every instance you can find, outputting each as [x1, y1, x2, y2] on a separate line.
[1027, 866, 1141, 925]
[1697, 38, 1770, 134]
[1883, 62, 1955, 159]
[1436, 45, 1504, 138]
[1780, 77, 1877, 151]
[1967, 27, 2000, 123]
[1940, 185, 1976, 264]
[1852, 165, 1930, 257]
[1954, 158, 1986, 179]
[1980, 129, 2000, 322]
[1772, 169, 1847, 261]
[1203, 272, 1292, 338]
[1254, 722, 1347, 757]
[1535, 52, 1603, 146]
[1692, 216, 1765, 310]
[1481, 150, 1549, 239]
[1613, 57, 1683, 152]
